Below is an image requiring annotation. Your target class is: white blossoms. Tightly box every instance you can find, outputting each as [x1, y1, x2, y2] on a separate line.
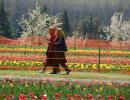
[19, 3, 62, 37]
[105, 11, 130, 41]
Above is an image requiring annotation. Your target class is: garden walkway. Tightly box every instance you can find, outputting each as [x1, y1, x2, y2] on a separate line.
[0, 70, 130, 83]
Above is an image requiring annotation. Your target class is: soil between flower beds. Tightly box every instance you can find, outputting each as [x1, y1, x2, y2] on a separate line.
[0, 77, 129, 100]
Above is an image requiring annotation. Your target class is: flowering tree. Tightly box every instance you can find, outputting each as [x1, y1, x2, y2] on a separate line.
[19, 3, 62, 37]
[104, 11, 130, 41]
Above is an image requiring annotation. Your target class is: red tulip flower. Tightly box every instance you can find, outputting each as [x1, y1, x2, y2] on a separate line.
[29, 92, 35, 99]
[107, 95, 113, 100]
[75, 95, 83, 100]
[86, 94, 93, 99]
[40, 95, 47, 100]
[68, 97, 74, 100]
[67, 94, 71, 98]
[18, 94, 26, 100]
[6, 95, 14, 100]
[97, 95, 104, 100]
[54, 93, 61, 99]
[119, 96, 124, 100]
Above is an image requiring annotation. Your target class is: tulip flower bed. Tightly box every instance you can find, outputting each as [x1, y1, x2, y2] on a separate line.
[0, 78, 129, 100]
[0, 55, 130, 64]
[0, 60, 130, 74]
[0, 44, 130, 73]
[0, 44, 130, 57]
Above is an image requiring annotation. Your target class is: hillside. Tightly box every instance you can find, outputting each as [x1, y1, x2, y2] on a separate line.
[4, 0, 130, 26]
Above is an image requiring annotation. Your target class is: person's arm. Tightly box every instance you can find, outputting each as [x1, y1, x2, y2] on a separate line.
[54, 37, 61, 45]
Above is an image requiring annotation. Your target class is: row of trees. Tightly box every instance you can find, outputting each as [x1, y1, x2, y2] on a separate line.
[0, 0, 70, 39]
[0, 0, 130, 41]
[19, 4, 130, 41]
[0, 0, 11, 38]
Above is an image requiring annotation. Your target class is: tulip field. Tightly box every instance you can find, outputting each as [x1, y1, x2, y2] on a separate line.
[0, 44, 130, 73]
[0, 43, 130, 100]
[0, 78, 130, 100]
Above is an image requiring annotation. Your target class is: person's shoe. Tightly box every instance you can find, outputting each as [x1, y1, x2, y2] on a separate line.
[50, 72, 59, 74]
[39, 70, 45, 73]
[66, 69, 71, 75]
[39, 70, 43, 73]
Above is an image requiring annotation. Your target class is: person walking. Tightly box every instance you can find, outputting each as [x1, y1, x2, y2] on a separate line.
[39, 27, 60, 74]
[54, 28, 71, 75]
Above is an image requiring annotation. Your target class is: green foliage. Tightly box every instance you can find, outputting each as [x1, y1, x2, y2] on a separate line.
[78, 14, 105, 39]
[41, 4, 48, 14]
[61, 10, 71, 36]
[0, 0, 12, 38]
[0, 79, 130, 99]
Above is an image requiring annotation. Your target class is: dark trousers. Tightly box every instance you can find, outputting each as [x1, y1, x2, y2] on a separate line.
[52, 63, 60, 73]
[59, 63, 69, 71]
